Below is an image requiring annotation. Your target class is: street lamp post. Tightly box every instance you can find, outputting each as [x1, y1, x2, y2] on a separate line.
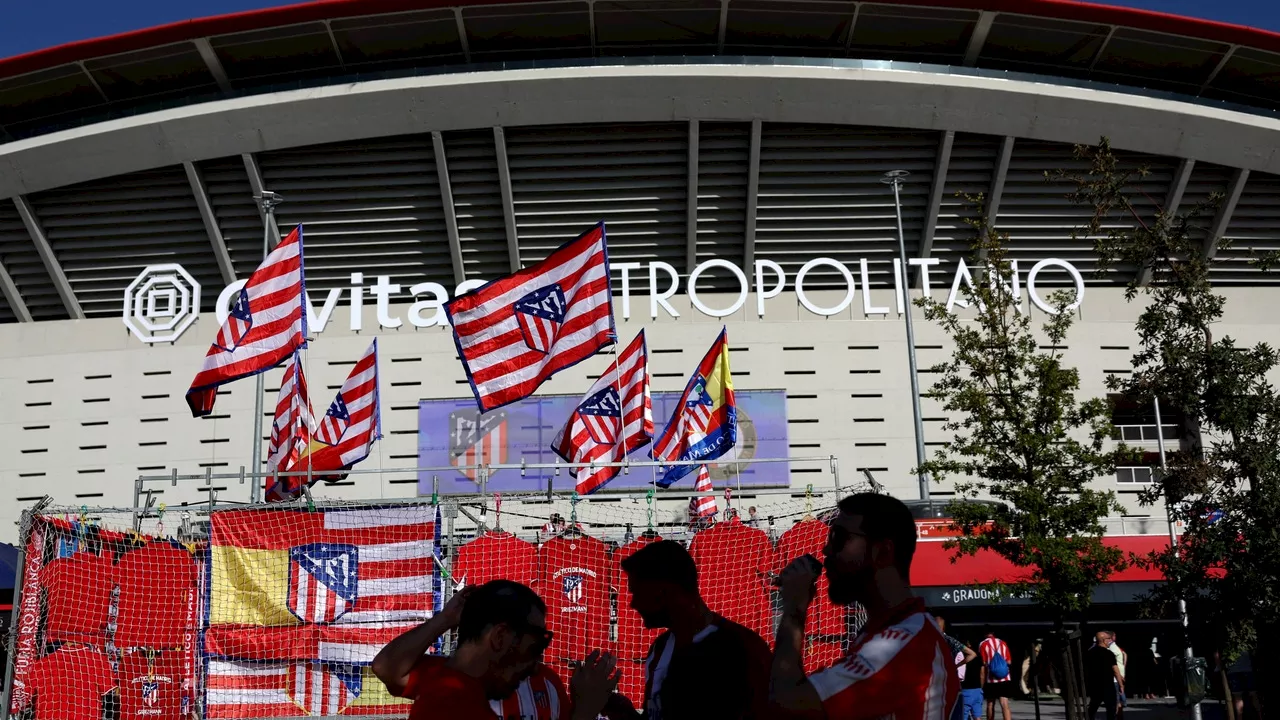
[882, 170, 930, 503]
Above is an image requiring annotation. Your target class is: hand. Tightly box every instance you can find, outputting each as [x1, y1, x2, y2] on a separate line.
[439, 585, 474, 629]
[603, 690, 638, 719]
[777, 554, 821, 614]
[571, 650, 621, 719]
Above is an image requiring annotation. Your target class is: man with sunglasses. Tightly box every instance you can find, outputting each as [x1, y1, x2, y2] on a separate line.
[373, 579, 619, 720]
[772, 493, 959, 720]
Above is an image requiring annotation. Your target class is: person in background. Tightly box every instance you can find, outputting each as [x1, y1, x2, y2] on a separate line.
[1084, 631, 1123, 720]
[936, 616, 979, 715]
[542, 513, 567, 536]
[772, 492, 958, 719]
[746, 506, 761, 528]
[979, 628, 1014, 720]
[601, 540, 771, 720]
[372, 580, 618, 720]
[1104, 631, 1127, 720]
[953, 638, 985, 720]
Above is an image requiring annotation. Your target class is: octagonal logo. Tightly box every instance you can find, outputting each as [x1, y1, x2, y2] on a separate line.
[122, 264, 202, 344]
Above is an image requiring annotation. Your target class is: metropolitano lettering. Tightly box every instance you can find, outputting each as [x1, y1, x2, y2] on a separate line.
[215, 257, 1085, 331]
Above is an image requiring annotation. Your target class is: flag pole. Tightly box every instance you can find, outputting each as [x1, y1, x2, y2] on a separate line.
[251, 191, 282, 503]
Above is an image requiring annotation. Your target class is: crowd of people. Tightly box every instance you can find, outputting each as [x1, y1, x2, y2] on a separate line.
[373, 492, 967, 719]
[372, 491, 1232, 720]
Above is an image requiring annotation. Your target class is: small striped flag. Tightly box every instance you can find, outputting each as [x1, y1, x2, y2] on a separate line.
[187, 226, 306, 417]
[288, 339, 381, 482]
[265, 352, 314, 502]
[551, 331, 653, 495]
[446, 222, 616, 412]
[689, 465, 718, 518]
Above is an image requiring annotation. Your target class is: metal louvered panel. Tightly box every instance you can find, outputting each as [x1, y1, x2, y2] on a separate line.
[27, 166, 224, 316]
[443, 129, 508, 280]
[995, 140, 1092, 276]
[199, 156, 261, 279]
[0, 200, 65, 320]
[258, 137, 453, 296]
[696, 122, 750, 273]
[1217, 171, 1280, 285]
[934, 132, 999, 264]
[506, 123, 687, 270]
[756, 124, 934, 288]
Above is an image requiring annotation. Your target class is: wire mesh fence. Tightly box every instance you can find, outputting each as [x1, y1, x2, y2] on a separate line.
[3, 475, 874, 720]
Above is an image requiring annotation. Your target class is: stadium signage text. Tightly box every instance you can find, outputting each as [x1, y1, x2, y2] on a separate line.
[124, 257, 1086, 343]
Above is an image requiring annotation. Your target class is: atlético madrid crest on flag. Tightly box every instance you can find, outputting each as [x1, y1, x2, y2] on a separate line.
[578, 386, 622, 446]
[449, 409, 508, 481]
[215, 290, 254, 352]
[514, 284, 567, 355]
[287, 544, 359, 624]
[316, 395, 351, 446]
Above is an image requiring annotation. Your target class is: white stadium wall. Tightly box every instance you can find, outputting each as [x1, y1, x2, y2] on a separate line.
[6, 279, 1280, 545]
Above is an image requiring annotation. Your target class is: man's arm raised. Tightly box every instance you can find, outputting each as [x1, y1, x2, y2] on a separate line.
[771, 555, 824, 714]
[371, 586, 474, 696]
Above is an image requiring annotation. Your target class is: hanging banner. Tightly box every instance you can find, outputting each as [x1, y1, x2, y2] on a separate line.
[8, 519, 47, 716]
[418, 390, 790, 493]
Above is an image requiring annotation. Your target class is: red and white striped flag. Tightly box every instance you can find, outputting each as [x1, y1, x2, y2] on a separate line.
[445, 222, 616, 412]
[287, 339, 381, 482]
[187, 226, 307, 417]
[689, 465, 717, 518]
[551, 331, 653, 495]
[264, 352, 314, 502]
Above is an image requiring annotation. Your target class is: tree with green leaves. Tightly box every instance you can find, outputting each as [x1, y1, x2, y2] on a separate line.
[1061, 138, 1280, 708]
[915, 198, 1133, 718]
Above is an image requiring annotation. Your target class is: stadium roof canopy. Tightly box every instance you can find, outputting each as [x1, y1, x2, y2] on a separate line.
[2, 0, 1280, 324]
[4, 0, 1280, 141]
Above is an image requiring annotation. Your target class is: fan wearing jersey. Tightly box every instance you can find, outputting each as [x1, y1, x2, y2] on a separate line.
[601, 540, 771, 720]
[979, 629, 1014, 720]
[773, 493, 959, 720]
[373, 580, 618, 720]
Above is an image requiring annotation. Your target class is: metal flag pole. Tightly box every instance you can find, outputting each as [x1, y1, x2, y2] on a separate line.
[250, 191, 283, 503]
[1153, 397, 1202, 720]
[882, 170, 930, 503]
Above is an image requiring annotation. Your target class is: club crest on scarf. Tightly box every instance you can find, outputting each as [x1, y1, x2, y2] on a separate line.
[214, 290, 254, 352]
[514, 284, 567, 355]
[578, 386, 622, 446]
[287, 544, 359, 623]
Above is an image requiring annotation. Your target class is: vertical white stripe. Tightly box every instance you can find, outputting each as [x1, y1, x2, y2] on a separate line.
[311, 667, 323, 716]
[295, 570, 309, 619]
[329, 671, 342, 715]
[294, 664, 307, 714]
[548, 675, 562, 720]
[518, 679, 536, 719]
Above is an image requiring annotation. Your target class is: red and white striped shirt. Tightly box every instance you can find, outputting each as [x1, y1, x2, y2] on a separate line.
[979, 636, 1012, 683]
[491, 666, 568, 720]
[808, 599, 958, 720]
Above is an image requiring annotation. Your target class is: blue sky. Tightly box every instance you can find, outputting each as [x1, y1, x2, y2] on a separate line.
[1, 0, 1278, 59]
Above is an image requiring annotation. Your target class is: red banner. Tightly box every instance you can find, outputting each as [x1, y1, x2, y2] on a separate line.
[9, 518, 46, 715]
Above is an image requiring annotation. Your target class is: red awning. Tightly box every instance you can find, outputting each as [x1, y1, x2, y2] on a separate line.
[911, 535, 1170, 587]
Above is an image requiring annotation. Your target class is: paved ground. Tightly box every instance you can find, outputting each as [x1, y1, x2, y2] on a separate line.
[1005, 697, 1222, 720]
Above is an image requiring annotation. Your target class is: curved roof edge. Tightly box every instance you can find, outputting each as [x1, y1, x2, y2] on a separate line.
[3, 0, 1280, 81]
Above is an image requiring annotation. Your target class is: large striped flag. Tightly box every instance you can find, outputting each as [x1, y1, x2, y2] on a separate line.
[264, 352, 315, 503]
[689, 465, 718, 518]
[204, 506, 435, 718]
[550, 331, 653, 495]
[652, 328, 737, 487]
[287, 339, 381, 482]
[445, 222, 616, 412]
[187, 226, 307, 417]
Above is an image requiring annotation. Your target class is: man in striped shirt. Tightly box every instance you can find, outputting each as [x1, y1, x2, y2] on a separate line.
[978, 630, 1014, 720]
[373, 580, 618, 720]
[772, 493, 959, 720]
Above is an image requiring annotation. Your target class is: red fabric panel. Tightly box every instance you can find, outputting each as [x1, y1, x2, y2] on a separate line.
[612, 535, 663, 661]
[912, 535, 1175, 586]
[687, 520, 773, 640]
[538, 535, 612, 663]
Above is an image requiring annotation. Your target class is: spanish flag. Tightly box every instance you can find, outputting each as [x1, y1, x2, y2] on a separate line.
[651, 327, 737, 486]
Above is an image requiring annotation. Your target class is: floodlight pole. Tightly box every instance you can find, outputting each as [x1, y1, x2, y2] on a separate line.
[883, 171, 930, 504]
[1153, 397, 1202, 720]
[249, 191, 283, 503]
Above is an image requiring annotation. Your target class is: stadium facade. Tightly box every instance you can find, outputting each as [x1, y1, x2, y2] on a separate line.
[4, 0, 1280, 547]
